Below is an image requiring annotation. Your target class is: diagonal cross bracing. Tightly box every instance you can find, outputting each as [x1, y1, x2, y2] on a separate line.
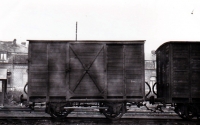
[70, 46, 104, 93]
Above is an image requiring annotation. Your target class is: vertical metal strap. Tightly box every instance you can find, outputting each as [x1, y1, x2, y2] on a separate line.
[189, 44, 192, 103]
[169, 44, 172, 102]
[66, 43, 70, 100]
[46, 43, 49, 102]
[123, 45, 126, 99]
[104, 44, 107, 99]
[142, 44, 145, 98]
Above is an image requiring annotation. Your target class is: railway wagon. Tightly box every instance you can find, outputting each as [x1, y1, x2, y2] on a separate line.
[27, 40, 145, 119]
[156, 41, 200, 119]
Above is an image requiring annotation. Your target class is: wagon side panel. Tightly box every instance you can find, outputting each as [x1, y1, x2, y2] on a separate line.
[156, 43, 170, 102]
[107, 45, 124, 97]
[171, 43, 190, 103]
[28, 42, 48, 102]
[48, 43, 67, 102]
[125, 44, 144, 99]
[190, 43, 200, 103]
[107, 43, 145, 100]
[156, 49, 162, 98]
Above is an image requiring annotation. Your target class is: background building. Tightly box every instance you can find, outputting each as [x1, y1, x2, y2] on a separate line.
[145, 51, 156, 97]
[0, 39, 28, 106]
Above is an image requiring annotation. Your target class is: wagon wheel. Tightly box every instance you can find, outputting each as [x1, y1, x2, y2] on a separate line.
[175, 104, 187, 119]
[49, 103, 73, 119]
[100, 102, 125, 120]
[185, 104, 195, 120]
[175, 104, 195, 120]
[50, 108, 71, 119]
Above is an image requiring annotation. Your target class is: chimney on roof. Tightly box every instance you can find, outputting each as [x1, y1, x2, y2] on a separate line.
[13, 39, 17, 46]
[21, 42, 26, 46]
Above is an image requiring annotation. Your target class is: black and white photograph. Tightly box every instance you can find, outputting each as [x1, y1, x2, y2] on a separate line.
[0, 0, 200, 124]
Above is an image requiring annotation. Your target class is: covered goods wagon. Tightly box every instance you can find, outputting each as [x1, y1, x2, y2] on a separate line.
[28, 40, 145, 119]
[156, 41, 200, 119]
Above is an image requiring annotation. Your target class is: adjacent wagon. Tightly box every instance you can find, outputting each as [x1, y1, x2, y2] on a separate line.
[156, 41, 200, 119]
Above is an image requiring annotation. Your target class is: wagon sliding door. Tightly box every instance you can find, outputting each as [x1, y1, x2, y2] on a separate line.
[68, 43, 105, 99]
[107, 44, 144, 100]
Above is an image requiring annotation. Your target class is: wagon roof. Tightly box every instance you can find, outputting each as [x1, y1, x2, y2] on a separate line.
[156, 41, 200, 52]
[27, 40, 145, 44]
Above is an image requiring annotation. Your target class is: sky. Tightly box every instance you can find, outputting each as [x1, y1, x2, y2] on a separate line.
[0, 0, 200, 59]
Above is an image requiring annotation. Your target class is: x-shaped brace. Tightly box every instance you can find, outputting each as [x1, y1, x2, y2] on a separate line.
[70, 46, 104, 93]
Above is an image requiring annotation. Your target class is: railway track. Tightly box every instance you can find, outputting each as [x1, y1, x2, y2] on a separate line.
[0, 106, 181, 118]
[0, 106, 199, 124]
[0, 106, 176, 114]
[0, 117, 199, 125]
[0, 107, 199, 125]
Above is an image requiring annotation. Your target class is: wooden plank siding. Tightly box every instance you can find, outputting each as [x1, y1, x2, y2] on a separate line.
[156, 42, 200, 103]
[28, 40, 145, 102]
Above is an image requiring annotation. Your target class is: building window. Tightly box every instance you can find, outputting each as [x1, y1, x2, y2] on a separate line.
[0, 52, 7, 62]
